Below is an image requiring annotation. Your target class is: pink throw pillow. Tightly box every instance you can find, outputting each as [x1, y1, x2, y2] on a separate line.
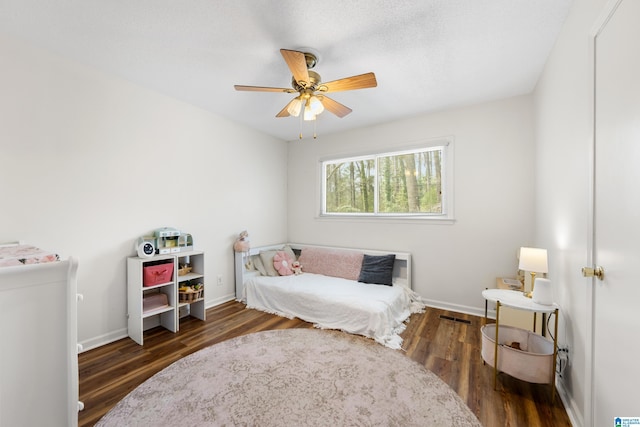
[297, 247, 364, 280]
[273, 251, 294, 276]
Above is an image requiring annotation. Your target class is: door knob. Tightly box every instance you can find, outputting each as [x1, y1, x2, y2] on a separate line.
[582, 266, 604, 280]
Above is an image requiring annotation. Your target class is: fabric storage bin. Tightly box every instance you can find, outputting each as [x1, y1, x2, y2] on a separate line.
[143, 292, 169, 312]
[143, 260, 174, 287]
[481, 324, 554, 384]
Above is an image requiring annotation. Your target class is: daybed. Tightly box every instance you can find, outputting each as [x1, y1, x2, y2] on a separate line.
[234, 243, 425, 349]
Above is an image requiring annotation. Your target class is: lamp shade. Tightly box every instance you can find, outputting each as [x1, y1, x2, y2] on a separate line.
[518, 247, 548, 273]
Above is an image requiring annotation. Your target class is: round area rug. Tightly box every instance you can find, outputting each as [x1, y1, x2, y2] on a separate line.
[97, 329, 481, 426]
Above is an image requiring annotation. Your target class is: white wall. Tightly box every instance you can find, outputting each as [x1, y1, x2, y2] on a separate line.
[533, 0, 607, 425]
[0, 34, 289, 349]
[287, 95, 535, 314]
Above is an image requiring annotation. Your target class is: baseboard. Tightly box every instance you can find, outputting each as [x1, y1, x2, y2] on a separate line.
[206, 293, 236, 308]
[80, 328, 128, 353]
[423, 298, 486, 318]
[556, 378, 582, 427]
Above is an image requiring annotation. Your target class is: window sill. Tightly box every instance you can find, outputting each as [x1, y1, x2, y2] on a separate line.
[315, 214, 456, 225]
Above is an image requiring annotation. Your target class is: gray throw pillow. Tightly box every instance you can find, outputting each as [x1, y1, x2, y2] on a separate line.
[358, 254, 396, 286]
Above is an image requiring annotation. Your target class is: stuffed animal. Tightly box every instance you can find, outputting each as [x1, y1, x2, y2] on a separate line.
[233, 230, 250, 252]
[291, 261, 303, 275]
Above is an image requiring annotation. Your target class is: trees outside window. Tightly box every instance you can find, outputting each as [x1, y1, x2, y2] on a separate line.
[322, 143, 450, 218]
[324, 159, 375, 213]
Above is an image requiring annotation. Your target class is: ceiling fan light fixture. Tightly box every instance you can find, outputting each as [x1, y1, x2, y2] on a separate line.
[287, 97, 303, 117]
[303, 104, 316, 121]
[309, 95, 324, 115]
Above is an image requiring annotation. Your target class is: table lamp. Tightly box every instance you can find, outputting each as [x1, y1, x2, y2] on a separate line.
[518, 247, 548, 298]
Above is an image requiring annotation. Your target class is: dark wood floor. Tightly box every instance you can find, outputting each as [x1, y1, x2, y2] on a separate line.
[78, 301, 572, 427]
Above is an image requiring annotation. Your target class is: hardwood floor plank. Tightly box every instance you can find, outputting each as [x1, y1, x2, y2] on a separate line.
[78, 302, 572, 427]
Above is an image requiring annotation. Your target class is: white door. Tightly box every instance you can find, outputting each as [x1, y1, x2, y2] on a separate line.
[592, 0, 640, 425]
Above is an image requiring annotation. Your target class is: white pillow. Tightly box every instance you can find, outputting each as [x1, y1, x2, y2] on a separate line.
[259, 250, 280, 277]
[282, 245, 297, 262]
[250, 254, 267, 276]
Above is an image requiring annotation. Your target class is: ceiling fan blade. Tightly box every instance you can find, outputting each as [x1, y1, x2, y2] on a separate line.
[276, 99, 298, 118]
[320, 96, 352, 118]
[280, 49, 310, 87]
[234, 85, 294, 93]
[320, 72, 377, 93]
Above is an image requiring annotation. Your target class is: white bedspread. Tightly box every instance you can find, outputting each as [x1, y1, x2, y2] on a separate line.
[244, 273, 424, 349]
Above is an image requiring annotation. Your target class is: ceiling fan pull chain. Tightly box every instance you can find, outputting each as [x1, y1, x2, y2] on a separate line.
[313, 118, 317, 139]
[299, 111, 303, 140]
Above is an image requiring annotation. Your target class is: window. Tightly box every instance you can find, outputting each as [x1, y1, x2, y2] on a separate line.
[321, 140, 453, 219]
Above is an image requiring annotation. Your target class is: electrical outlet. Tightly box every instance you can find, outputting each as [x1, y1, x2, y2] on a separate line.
[556, 347, 570, 378]
[217, 275, 223, 286]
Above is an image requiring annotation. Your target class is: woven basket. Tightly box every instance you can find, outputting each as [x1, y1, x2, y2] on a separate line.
[179, 289, 202, 303]
[178, 266, 192, 276]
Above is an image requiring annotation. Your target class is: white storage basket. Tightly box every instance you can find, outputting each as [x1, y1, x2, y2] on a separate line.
[481, 324, 554, 384]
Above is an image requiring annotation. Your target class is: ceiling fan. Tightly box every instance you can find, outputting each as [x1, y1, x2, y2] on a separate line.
[234, 49, 377, 126]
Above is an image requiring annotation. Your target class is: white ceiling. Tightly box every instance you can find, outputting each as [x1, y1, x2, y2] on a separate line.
[0, 0, 572, 141]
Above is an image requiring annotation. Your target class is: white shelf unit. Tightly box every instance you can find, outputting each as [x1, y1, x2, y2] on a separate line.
[128, 254, 178, 345]
[127, 251, 205, 345]
[176, 251, 205, 321]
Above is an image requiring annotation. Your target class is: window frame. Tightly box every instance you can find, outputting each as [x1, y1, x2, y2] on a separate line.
[319, 138, 455, 222]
